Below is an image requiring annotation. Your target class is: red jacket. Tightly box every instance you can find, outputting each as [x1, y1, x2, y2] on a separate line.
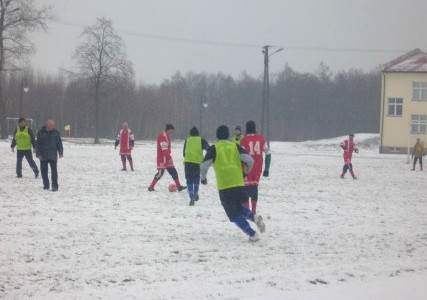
[117, 128, 134, 155]
[341, 139, 358, 163]
[240, 134, 269, 186]
[157, 131, 174, 169]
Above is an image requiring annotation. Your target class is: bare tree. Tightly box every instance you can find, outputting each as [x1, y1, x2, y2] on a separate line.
[73, 17, 133, 144]
[0, 0, 51, 138]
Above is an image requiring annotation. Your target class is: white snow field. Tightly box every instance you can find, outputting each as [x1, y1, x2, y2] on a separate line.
[1, 134, 427, 299]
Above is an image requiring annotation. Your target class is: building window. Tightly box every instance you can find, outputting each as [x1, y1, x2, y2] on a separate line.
[388, 98, 403, 116]
[411, 114, 427, 134]
[413, 82, 427, 101]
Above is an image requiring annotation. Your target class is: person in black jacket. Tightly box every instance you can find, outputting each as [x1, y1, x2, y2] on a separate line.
[36, 119, 64, 192]
[10, 118, 39, 178]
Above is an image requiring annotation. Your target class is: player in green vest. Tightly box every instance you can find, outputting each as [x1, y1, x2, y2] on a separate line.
[183, 127, 210, 206]
[232, 125, 242, 144]
[10, 118, 39, 178]
[201, 125, 266, 242]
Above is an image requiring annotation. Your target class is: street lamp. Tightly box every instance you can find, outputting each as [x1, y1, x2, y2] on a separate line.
[199, 96, 208, 135]
[262, 45, 283, 148]
[19, 79, 30, 117]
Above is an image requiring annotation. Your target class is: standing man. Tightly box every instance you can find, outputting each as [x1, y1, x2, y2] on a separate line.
[36, 119, 64, 192]
[412, 138, 424, 171]
[201, 125, 265, 242]
[148, 124, 186, 192]
[183, 126, 209, 206]
[240, 120, 271, 214]
[233, 125, 243, 144]
[340, 133, 359, 179]
[115, 122, 135, 171]
[10, 118, 39, 178]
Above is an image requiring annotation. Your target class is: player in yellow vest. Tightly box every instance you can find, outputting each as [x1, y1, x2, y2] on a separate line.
[10, 118, 39, 178]
[200, 125, 266, 242]
[183, 127, 209, 206]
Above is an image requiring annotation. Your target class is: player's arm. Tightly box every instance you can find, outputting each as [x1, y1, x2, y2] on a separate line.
[114, 132, 120, 149]
[263, 144, 272, 177]
[237, 145, 254, 176]
[129, 133, 135, 149]
[10, 128, 17, 151]
[200, 145, 215, 184]
[202, 138, 210, 151]
[182, 139, 187, 157]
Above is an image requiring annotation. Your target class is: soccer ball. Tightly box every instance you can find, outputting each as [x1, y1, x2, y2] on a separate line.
[168, 183, 177, 192]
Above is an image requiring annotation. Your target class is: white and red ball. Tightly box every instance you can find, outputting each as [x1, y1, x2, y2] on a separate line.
[168, 183, 177, 192]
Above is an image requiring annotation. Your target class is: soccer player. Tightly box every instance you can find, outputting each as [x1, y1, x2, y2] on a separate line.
[11, 118, 39, 178]
[201, 125, 265, 242]
[340, 133, 359, 179]
[233, 125, 243, 144]
[183, 127, 209, 206]
[240, 120, 271, 214]
[115, 122, 135, 171]
[148, 124, 186, 192]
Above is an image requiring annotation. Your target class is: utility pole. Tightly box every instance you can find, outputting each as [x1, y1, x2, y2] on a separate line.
[262, 46, 270, 147]
[262, 45, 283, 148]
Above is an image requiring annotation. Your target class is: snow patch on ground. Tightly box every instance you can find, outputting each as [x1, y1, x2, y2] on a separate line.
[1, 135, 426, 299]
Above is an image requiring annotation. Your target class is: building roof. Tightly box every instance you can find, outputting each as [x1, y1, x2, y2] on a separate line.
[383, 49, 427, 73]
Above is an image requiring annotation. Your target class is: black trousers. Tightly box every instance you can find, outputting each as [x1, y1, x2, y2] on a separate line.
[184, 162, 200, 181]
[16, 150, 38, 176]
[413, 157, 423, 170]
[40, 160, 58, 189]
[219, 186, 248, 221]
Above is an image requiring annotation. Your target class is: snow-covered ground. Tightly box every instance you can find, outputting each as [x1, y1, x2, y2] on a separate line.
[1, 134, 427, 299]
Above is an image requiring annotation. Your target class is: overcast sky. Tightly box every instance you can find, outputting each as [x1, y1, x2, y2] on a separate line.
[31, 0, 427, 84]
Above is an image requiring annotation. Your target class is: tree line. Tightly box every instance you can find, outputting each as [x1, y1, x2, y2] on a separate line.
[0, 2, 381, 142]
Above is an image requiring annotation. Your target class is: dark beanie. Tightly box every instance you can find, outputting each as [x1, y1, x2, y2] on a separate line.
[216, 125, 229, 140]
[166, 124, 175, 131]
[245, 120, 256, 134]
[190, 126, 199, 136]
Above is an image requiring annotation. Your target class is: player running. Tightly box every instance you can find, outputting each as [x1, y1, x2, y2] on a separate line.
[201, 125, 265, 242]
[115, 122, 135, 171]
[340, 133, 359, 179]
[148, 124, 186, 192]
[183, 127, 209, 206]
[240, 120, 271, 214]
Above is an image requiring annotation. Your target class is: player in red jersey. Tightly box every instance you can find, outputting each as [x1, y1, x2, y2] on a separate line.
[340, 133, 359, 179]
[148, 124, 186, 192]
[240, 120, 271, 214]
[114, 122, 135, 171]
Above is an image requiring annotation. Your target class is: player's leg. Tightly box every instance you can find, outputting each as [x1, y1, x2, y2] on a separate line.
[40, 160, 50, 190]
[16, 150, 24, 178]
[120, 155, 127, 171]
[24, 150, 39, 177]
[341, 163, 349, 178]
[127, 155, 134, 171]
[148, 169, 165, 191]
[420, 157, 423, 171]
[166, 167, 186, 191]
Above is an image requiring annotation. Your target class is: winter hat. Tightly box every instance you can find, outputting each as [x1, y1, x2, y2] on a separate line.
[216, 125, 230, 140]
[245, 120, 256, 134]
[166, 124, 175, 131]
[190, 126, 199, 136]
[18, 117, 26, 123]
[234, 125, 242, 133]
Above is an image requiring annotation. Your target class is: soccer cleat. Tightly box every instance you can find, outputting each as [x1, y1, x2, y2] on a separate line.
[177, 186, 187, 192]
[340, 174, 344, 179]
[189, 198, 195, 206]
[254, 215, 266, 233]
[51, 187, 58, 192]
[352, 176, 358, 180]
[121, 168, 127, 171]
[35, 171, 39, 178]
[195, 194, 199, 201]
[17, 175, 22, 178]
[148, 187, 155, 192]
[249, 232, 260, 242]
